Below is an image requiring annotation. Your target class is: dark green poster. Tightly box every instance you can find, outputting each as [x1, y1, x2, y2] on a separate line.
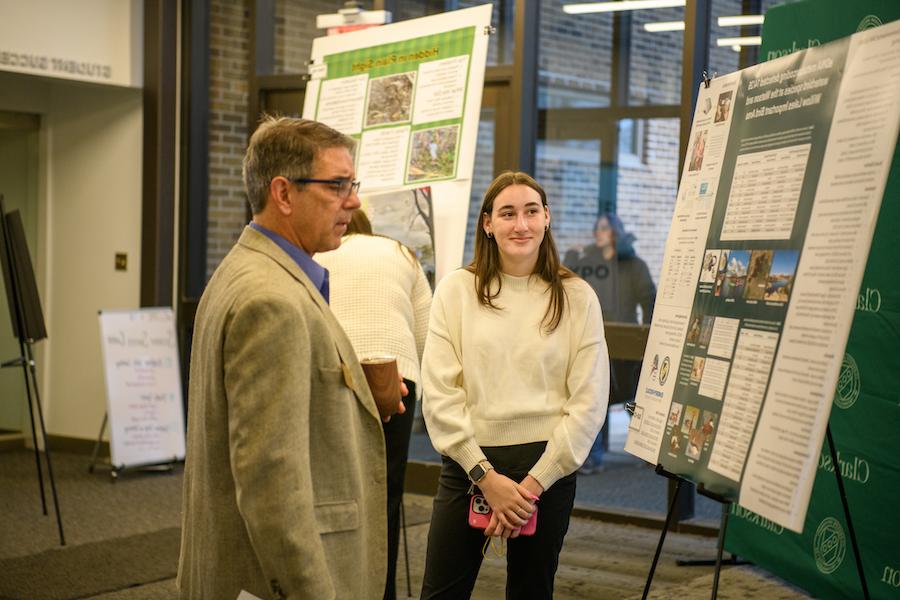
[627, 12, 900, 537]
[724, 1, 900, 598]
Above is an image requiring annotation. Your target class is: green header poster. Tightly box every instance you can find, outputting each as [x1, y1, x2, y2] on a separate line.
[306, 26, 476, 191]
[724, 1, 900, 598]
[301, 5, 493, 283]
[625, 17, 900, 535]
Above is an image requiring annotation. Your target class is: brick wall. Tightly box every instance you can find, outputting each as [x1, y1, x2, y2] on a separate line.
[207, 0, 250, 279]
[273, 1, 333, 75]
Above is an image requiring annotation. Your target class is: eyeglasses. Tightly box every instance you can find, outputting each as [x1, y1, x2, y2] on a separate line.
[290, 177, 361, 199]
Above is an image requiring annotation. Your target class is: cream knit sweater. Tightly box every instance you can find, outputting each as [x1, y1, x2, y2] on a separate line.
[316, 234, 432, 397]
[422, 269, 610, 490]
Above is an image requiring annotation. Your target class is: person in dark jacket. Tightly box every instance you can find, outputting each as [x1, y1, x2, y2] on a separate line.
[564, 212, 656, 473]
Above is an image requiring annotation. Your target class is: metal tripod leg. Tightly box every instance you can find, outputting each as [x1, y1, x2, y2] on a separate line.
[25, 342, 65, 546]
[401, 500, 412, 598]
[88, 413, 108, 474]
[642, 478, 683, 600]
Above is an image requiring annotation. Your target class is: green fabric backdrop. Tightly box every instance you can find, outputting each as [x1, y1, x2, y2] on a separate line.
[724, 1, 900, 598]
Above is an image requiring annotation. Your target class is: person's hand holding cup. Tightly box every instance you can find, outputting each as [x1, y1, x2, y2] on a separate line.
[360, 355, 405, 422]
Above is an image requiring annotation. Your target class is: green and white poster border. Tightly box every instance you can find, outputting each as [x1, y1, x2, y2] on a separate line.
[624, 18, 900, 534]
[302, 4, 492, 282]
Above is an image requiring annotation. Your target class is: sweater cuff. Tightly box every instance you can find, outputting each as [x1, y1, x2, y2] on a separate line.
[529, 455, 567, 491]
[450, 439, 487, 475]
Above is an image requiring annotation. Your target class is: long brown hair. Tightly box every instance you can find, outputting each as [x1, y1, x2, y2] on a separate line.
[467, 171, 574, 333]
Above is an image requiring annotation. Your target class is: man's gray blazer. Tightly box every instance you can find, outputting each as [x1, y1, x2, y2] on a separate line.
[178, 226, 387, 599]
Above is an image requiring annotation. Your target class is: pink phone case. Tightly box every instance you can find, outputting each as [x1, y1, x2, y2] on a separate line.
[468, 495, 538, 536]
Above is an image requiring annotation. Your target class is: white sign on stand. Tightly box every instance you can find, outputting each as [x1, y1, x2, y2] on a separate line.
[98, 308, 185, 469]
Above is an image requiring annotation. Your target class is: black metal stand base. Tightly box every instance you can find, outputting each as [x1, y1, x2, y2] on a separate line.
[88, 412, 178, 482]
[2, 345, 65, 546]
[642, 472, 732, 600]
[89, 459, 177, 482]
[642, 422, 869, 599]
[677, 555, 748, 567]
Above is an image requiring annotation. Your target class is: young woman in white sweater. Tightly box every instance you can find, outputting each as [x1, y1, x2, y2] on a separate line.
[420, 172, 610, 598]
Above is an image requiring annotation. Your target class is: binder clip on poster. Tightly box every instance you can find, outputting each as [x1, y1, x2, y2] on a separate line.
[316, 1, 391, 36]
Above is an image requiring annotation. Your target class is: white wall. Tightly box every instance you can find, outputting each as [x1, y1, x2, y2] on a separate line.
[0, 0, 143, 87]
[0, 71, 143, 439]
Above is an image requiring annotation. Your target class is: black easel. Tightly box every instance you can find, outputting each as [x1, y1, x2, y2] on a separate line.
[825, 424, 869, 599]
[641, 423, 870, 599]
[641, 466, 726, 600]
[0, 197, 65, 545]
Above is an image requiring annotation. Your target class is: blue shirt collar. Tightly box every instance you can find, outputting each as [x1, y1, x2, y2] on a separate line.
[249, 222, 330, 303]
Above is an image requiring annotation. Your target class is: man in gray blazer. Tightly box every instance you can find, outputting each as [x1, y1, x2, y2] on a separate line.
[178, 117, 393, 599]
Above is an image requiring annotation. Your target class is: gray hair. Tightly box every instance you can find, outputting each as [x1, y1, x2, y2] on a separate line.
[242, 116, 355, 214]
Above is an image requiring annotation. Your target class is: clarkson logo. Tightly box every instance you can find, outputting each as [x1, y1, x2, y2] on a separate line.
[834, 353, 860, 410]
[857, 15, 884, 32]
[813, 517, 846, 574]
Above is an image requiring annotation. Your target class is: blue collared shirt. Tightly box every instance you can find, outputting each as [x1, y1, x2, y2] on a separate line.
[249, 222, 330, 303]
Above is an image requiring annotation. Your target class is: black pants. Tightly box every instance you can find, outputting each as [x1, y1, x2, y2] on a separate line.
[420, 442, 577, 599]
[383, 379, 415, 600]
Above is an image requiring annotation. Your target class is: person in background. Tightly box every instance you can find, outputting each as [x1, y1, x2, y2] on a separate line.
[564, 212, 656, 474]
[420, 171, 609, 599]
[178, 116, 397, 599]
[316, 209, 432, 600]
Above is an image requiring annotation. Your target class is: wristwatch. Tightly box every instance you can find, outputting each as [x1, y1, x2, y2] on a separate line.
[468, 460, 493, 484]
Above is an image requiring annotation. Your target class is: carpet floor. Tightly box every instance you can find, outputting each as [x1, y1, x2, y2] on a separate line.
[0, 527, 180, 600]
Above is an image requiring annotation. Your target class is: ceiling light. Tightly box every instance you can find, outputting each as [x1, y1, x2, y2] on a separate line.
[718, 15, 764, 27]
[717, 36, 762, 47]
[644, 20, 685, 32]
[563, 0, 686, 15]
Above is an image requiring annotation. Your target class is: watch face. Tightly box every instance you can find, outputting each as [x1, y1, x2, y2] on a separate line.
[469, 464, 485, 482]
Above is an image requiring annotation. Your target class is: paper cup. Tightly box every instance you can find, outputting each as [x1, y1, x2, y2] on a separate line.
[360, 355, 402, 419]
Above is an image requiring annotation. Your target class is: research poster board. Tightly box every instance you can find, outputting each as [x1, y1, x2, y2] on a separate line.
[98, 308, 185, 469]
[724, 2, 900, 598]
[624, 18, 900, 533]
[302, 4, 492, 281]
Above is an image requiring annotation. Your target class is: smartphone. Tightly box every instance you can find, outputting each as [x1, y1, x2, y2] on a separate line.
[468, 494, 538, 536]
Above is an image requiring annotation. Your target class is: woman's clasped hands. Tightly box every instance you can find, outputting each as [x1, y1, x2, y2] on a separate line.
[478, 472, 542, 539]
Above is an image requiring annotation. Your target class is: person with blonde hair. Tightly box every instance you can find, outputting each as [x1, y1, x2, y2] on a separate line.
[420, 171, 610, 598]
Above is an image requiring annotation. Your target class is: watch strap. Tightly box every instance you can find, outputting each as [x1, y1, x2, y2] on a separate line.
[468, 460, 493, 483]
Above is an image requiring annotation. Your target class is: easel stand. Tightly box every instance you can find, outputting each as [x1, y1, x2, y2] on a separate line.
[825, 424, 870, 599]
[1, 339, 65, 546]
[641, 466, 731, 600]
[0, 196, 64, 546]
[87, 412, 177, 481]
[641, 423, 869, 599]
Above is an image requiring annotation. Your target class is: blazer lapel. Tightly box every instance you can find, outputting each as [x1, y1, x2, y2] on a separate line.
[237, 227, 380, 421]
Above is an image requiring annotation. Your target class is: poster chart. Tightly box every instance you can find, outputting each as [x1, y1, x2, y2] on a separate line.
[303, 5, 491, 282]
[98, 308, 185, 469]
[625, 19, 900, 533]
